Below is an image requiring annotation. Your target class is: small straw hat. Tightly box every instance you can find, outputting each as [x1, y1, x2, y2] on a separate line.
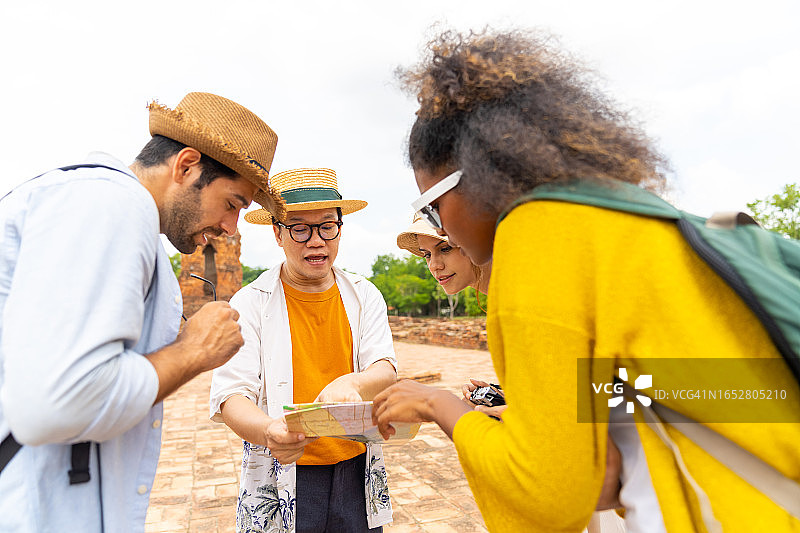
[396, 214, 449, 257]
[148, 92, 283, 217]
[244, 168, 367, 225]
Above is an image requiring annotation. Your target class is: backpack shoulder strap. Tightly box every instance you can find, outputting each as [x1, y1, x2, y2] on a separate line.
[0, 433, 22, 474]
[68, 441, 92, 484]
[1, 163, 131, 203]
[2, 431, 93, 485]
[498, 178, 681, 225]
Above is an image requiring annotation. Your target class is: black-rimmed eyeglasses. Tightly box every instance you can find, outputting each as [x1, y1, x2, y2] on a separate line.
[410, 170, 462, 230]
[276, 220, 343, 243]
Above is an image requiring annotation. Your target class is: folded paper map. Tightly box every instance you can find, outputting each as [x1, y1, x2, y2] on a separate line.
[283, 401, 420, 444]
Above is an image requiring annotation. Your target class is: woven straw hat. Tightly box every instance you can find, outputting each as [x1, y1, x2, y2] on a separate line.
[244, 168, 367, 225]
[148, 92, 283, 217]
[396, 214, 449, 257]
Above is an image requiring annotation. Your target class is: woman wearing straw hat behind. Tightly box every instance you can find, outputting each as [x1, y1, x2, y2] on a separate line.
[211, 168, 397, 533]
[373, 28, 800, 533]
[397, 214, 490, 297]
[397, 217, 505, 418]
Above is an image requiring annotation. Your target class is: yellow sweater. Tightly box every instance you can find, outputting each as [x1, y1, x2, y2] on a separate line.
[453, 200, 800, 532]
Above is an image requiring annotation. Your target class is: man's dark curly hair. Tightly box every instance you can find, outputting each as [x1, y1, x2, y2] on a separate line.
[400, 29, 670, 216]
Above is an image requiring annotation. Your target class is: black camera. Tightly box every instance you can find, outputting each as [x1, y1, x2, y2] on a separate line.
[469, 384, 505, 407]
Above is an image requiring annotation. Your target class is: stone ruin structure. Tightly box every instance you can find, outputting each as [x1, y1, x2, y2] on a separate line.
[178, 232, 243, 317]
[388, 315, 487, 351]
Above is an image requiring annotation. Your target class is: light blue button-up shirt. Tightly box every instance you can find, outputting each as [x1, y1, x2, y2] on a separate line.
[0, 153, 182, 532]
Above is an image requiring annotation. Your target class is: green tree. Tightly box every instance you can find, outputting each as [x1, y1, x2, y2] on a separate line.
[369, 254, 438, 316]
[433, 283, 469, 319]
[747, 183, 800, 239]
[169, 253, 181, 279]
[393, 274, 434, 315]
[242, 265, 268, 286]
[370, 254, 398, 277]
[463, 287, 488, 317]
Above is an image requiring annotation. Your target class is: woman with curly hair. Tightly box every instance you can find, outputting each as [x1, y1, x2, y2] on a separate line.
[373, 29, 800, 532]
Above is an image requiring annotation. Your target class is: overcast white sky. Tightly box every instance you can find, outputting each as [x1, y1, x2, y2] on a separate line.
[2, 0, 798, 276]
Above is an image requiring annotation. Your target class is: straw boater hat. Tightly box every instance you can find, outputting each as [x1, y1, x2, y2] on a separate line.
[396, 213, 449, 257]
[244, 168, 367, 225]
[148, 92, 284, 218]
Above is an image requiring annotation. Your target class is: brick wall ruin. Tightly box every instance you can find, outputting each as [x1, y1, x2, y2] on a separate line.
[178, 233, 242, 317]
[388, 316, 487, 351]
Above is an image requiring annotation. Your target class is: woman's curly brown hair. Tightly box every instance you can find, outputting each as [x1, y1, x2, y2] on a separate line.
[400, 28, 670, 215]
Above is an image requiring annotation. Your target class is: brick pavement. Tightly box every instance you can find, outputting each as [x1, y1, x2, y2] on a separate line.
[145, 341, 497, 533]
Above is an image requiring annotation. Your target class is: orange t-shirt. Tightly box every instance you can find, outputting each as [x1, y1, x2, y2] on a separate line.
[283, 281, 366, 465]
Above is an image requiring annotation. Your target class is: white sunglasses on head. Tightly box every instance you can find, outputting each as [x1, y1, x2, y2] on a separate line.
[410, 170, 462, 230]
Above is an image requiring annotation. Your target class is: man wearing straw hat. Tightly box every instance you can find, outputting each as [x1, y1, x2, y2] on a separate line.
[210, 168, 397, 532]
[0, 92, 282, 532]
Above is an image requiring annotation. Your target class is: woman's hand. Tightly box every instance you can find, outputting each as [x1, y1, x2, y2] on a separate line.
[372, 380, 438, 439]
[372, 379, 472, 440]
[461, 378, 489, 405]
[461, 378, 507, 419]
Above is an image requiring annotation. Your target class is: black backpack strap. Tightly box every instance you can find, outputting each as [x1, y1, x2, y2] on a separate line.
[57, 164, 124, 173]
[1, 163, 132, 203]
[68, 442, 92, 484]
[2, 435, 92, 485]
[0, 433, 22, 473]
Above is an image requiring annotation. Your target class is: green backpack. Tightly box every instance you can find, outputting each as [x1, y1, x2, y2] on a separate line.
[501, 178, 800, 386]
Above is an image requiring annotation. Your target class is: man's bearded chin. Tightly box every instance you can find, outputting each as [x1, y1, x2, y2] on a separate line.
[164, 187, 206, 253]
[169, 230, 199, 254]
